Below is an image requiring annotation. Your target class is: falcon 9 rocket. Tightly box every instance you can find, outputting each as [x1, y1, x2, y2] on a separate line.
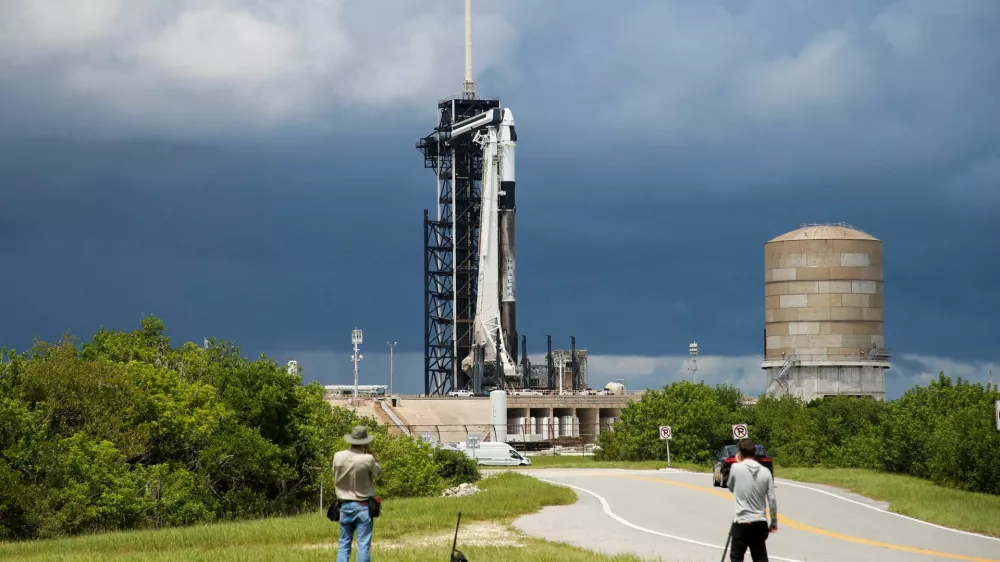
[498, 109, 518, 365]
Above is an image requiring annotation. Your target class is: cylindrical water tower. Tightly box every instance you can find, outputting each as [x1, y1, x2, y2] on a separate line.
[762, 223, 890, 401]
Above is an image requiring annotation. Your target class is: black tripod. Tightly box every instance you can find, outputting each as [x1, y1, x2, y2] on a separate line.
[719, 527, 732, 561]
[450, 512, 468, 562]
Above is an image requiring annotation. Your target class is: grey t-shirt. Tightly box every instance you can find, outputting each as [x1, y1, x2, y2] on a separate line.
[727, 459, 777, 526]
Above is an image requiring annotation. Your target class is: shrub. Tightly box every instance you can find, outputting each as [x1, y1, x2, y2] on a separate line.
[370, 434, 446, 498]
[432, 447, 481, 486]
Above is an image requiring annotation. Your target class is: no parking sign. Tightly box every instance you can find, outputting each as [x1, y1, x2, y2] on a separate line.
[658, 425, 673, 467]
[732, 423, 749, 440]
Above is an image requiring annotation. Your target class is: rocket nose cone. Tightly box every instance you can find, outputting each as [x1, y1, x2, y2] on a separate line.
[502, 108, 515, 125]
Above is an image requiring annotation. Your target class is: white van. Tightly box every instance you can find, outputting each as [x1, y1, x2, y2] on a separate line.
[463, 442, 531, 466]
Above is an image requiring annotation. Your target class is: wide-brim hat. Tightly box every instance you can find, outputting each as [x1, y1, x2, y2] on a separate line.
[344, 425, 374, 445]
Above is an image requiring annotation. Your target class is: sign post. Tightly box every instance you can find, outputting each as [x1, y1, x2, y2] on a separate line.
[732, 423, 749, 440]
[995, 400, 999, 432]
[466, 435, 480, 460]
[659, 425, 673, 467]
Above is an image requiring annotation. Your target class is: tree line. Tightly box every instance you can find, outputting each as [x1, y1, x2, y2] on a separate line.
[0, 317, 478, 540]
[596, 377, 1000, 495]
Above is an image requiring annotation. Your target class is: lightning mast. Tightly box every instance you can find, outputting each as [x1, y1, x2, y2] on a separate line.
[463, 0, 475, 99]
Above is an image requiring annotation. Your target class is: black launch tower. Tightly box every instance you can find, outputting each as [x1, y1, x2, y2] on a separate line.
[418, 96, 500, 395]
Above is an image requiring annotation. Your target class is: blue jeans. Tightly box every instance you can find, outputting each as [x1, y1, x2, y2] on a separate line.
[337, 501, 373, 562]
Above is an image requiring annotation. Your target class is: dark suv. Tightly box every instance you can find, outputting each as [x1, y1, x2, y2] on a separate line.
[712, 444, 773, 488]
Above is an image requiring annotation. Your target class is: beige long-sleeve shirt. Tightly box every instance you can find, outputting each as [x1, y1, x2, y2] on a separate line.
[333, 448, 381, 501]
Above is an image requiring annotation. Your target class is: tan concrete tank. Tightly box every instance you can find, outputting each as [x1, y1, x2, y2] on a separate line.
[762, 223, 889, 401]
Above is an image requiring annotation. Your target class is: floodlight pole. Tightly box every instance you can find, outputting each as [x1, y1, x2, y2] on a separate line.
[386, 341, 398, 396]
[688, 341, 699, 383]
[352, 329, 364, 405]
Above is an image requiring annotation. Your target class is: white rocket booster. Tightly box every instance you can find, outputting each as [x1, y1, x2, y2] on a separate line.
[454, 107, 519, 380]
[498, 109, 518, 364]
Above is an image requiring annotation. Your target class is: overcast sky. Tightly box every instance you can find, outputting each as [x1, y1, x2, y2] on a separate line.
[1, 0, 998, 398]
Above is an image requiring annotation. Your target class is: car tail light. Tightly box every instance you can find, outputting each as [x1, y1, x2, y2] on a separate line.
[723, 457, 737, 464]
[759, 457, 771, 463]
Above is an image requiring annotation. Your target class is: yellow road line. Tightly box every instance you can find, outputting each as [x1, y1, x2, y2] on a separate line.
[604, 474, 996, 562]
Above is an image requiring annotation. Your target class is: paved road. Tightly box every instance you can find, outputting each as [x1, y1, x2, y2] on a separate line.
[511, 469, 1000, 562]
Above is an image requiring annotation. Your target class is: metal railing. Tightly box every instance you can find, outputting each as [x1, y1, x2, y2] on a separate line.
[507, 389, 643, 397]
[398, 389, 644, 398]
[400, 424, 505, 443]
[799, 221, 873, 237]
[776, 356, 796, 378]
[385, 423, 616, 446]
[768, 357, 796, 394]
[378, 401, 411, 436]
[763, 349, 892, 363]
[762, 355, 893, 363]
[437, 95, 500, 105]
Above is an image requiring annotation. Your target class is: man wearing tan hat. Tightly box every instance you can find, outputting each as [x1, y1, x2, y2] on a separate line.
[333, 425, 381, 562]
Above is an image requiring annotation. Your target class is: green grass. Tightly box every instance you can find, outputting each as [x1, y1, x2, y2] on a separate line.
[501, 454, 710, 472]
[0, 472, 647, 561]
[778, 467, 1000, 537]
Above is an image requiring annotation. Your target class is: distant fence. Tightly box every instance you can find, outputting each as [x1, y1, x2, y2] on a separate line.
[395, 389, 645, 398]
[383, 422, 614, 448]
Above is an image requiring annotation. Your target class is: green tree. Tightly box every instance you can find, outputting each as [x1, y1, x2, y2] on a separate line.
[595, 370, 1000, 497]
[597, 381, 732, 464]
[0, 317, 483, 539]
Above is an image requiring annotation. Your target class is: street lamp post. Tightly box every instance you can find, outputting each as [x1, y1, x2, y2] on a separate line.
[351, 329, 364, 404]
[386, 341, 397, 396]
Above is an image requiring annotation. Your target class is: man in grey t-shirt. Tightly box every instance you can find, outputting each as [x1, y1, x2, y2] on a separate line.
[727, 439, 777, 561]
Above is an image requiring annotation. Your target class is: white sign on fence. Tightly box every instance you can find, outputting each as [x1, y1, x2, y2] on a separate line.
[466, 435, 480, 449]
[732, 423, 749, 440]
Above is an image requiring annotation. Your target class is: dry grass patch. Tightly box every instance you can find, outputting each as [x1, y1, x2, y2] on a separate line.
[301, 521, 526, 552]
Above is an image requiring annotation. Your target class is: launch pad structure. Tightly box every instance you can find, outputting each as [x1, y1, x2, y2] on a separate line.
[417, 1, 590, 397]
[418, 95, 500, 396]
[417, 0, 510, 396]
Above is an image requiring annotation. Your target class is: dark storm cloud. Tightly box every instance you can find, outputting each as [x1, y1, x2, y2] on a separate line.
[502, 0, 1000, 205]
[0, 137, 429, 353]
[1, 0, 998, 395]
[3, 138, 997, 366]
